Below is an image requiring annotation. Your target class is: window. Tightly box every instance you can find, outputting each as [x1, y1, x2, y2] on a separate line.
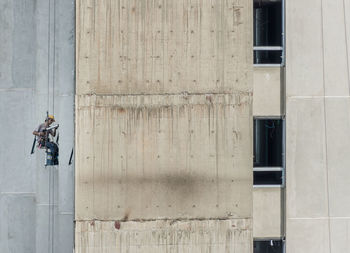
[254, 170, 283, 185]
[254, 119, 282, 167]
[254, 239, 284, 253]
[254, 0, 284, 66]
[253, 118, 284, 186]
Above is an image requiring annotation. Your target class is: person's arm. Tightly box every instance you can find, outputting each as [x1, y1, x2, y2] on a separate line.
[33, 124, 46, 137]
[33, 130, 45, 137]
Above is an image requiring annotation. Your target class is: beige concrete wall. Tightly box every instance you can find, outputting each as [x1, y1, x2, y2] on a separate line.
[76, 0, 253, 251]
[76, 0, 252, 95]
[75, 94, 252, 220]
[286, 0, 350, 252]
[253, 188, 283, 238]
[253, 67, 283, 116]
[252, 67, 283, 240]
[75, 219, 252, 253]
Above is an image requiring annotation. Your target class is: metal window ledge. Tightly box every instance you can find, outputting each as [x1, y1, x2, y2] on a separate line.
[253, 167, 283, 172]
[253, 185, 284, 188]
[254, 64, 284, 67]
[253, 46, 283, 51]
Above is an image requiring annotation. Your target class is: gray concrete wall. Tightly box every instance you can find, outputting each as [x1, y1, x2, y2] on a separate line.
[286, 0, 350, 252]
[75, 0, 253, 251]
[0, 0, 75, 252]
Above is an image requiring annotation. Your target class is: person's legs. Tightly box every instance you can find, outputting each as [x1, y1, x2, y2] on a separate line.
[46, 142, 59, 164]
[52, 143, 59, 164]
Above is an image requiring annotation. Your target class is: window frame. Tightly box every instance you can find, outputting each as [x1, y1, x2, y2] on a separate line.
[253, 116, 285, 188]
[253, 0, 285, 67]
[253, 238, 285, 253]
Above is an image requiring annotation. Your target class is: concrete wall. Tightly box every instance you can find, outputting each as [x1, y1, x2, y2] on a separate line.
[75, 219, 251, 253]
[0, 1, 75, 252]
[252, 66, 284, 240]
[253, 188, 283, 238]
[286, 0, 350, 252]
[75, 0, 253, 251]
[253, 67, 283, 117]
[75, 94, 252, 221]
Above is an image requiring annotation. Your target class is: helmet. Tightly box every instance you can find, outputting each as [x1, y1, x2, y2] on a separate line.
[47, 115, 55, 122]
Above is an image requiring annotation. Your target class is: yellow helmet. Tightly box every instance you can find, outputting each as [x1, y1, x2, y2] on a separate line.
[47, 115, 55, 122]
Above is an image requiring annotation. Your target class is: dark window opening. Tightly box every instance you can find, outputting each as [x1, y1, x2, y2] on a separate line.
[254, 171, 283, 185]
[253, 0, 283, 64]
[254, 240, 283, 253]
[254, 0, 282, 47]
[254, 119, 283, 167]
[254, 50, 282, 64]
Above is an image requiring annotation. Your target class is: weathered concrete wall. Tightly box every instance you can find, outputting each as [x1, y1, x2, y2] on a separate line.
[76, 94, 251, 220]
[253, 67, 283, 117]
[0, 0, 75, 252]
[286, 0, 350, 252]
[76, 0, 251, 95]
[75, 219, 251, 253]
[76, 0, 253, 251]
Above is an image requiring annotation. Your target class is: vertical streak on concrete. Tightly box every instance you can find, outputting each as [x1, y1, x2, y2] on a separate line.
[0, 0, 75, 252]
[76, 0, 253, 251]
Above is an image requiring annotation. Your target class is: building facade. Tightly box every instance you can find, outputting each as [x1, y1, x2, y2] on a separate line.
[0, 0, 75, 252]
[0, 0, 350, 252]
[253, 0, 350, 252]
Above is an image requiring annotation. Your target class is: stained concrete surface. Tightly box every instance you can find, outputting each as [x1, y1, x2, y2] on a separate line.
[0, 0, 75, 252]
[76, 0, 252, 95]
[76, 0, 253, 251]
[75, 219, 252, 253]
[75, 94, 252, 221]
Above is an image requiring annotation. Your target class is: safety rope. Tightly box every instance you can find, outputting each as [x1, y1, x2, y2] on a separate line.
[46, 0, 56, 252]
[52, 0, 56, 116]
[51, 1, 56, 252]
[47, 0, 52, 250]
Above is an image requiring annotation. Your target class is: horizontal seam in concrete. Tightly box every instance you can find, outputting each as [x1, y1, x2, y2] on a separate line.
[0, 88, 34, 92]
[34, 92, 74, 96]
[59, 212, 74, 215]
[288, 217, 350, 220]
[56, 94, 74, 97]
[75, 217, 252, 222]
[76, 91, 252, 97]
[75, 243, 246, 246]
[0, 192, 35, 195]
[287, 96, 350, 98]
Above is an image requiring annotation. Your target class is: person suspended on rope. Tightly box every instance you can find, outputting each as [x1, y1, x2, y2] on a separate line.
[32, 115, 59, 165]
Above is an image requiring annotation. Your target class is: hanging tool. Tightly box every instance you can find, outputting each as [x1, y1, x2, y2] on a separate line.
[68, 148, 73, 165]
[30, 137, 36, 154]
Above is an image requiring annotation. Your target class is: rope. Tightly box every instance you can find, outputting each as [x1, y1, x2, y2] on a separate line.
[51, 1, 56, 252]
[47, 0, 52, 251]
[47, 0, 51, 116]
[52, 0, 56, 116]
[48, 159, 52, 253]
[46, 0, 57, 252]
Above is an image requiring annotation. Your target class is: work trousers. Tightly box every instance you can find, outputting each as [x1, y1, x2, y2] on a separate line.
[46, 141, 59, 165]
